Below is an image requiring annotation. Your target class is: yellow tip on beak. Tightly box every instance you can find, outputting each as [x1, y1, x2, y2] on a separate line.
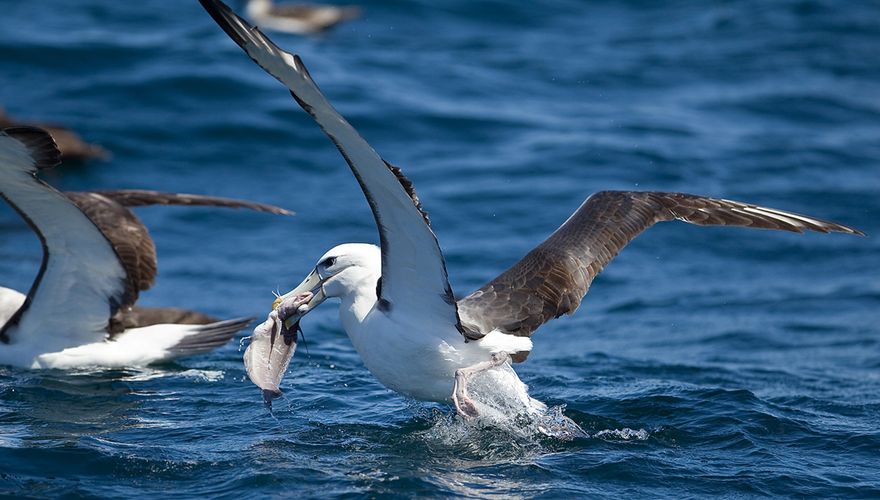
[272, 296, 282, 310]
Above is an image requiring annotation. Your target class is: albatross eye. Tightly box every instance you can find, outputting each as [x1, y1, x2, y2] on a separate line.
[320, 256, 337, 268]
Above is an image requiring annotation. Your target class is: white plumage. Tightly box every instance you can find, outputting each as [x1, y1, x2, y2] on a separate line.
[0, 128, 251, 369]
[201, 0, 862, 422]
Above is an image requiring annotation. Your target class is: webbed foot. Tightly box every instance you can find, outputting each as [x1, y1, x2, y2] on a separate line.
[454, 392, 480, 418]
[451, 352, 511, 419]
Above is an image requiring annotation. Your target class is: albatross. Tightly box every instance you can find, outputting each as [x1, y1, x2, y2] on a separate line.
[0, 108, 109, 163]
[245, 0, 360, 35]
[199, 0, 864, 416]
[0, 126, 291, 369]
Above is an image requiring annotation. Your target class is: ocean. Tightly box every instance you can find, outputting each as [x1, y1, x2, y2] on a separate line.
[1, 0, 878, 497]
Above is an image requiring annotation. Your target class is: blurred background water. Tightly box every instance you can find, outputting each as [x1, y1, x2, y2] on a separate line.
[1, 0, 878, 497]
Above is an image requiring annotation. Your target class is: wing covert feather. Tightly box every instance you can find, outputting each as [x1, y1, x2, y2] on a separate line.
[65, 192, 156, 305]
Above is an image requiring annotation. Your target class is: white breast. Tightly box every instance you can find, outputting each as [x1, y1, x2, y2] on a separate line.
[338, 305, 532, 403]
[340, 308, 453, 401]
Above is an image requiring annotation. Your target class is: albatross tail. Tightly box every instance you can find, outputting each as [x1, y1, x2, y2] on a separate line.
[165, 317, 255, 357]
[32, 317, 254, 369]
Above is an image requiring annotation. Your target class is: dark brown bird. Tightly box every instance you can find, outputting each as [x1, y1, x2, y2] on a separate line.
[0, 108, 109, 163]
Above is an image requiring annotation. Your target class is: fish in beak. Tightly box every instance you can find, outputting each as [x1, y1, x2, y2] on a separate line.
[272, 268, 327, 328]
[244, 268, 328, 405]
[243, 310, 299, 406]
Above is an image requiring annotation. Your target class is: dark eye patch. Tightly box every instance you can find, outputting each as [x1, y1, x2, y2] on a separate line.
[320, 256, 337, 268]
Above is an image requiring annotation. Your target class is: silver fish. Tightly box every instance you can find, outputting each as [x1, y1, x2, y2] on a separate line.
[243, 291, 317, 405]
[243, 310, 299, 405]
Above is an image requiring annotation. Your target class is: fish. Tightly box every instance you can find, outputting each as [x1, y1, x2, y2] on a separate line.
[243, 310, 299, 406]
[243, 292, 314, 405]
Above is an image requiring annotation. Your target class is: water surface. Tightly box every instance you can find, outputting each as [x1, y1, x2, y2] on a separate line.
[1, 0, 878, 497]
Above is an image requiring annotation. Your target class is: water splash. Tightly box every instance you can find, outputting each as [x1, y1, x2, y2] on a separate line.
[418, 363, 587, 444]
[178, 369, 224, 383]
[416, 365, 652, 445]
[592, 428, 650, 441]
[467, 364, 587, 441]
[238, 335, 251, 352]
[121, 368, 224, 383]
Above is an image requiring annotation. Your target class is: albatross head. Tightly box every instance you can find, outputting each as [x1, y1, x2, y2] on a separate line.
[272, 243, 381, 323]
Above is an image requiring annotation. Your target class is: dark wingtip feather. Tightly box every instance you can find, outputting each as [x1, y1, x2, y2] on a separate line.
[199, 0, 249, 48]
[3, 126, 61, 170]
[385, 161, 431, 227]
[831, 223, 865, 237]
[169, 316, 254, 357]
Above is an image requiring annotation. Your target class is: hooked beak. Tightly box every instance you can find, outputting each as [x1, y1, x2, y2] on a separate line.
[272, 268, 327, 327]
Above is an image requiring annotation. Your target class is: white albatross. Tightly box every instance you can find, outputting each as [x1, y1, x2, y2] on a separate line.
[0, 126, 290, 369]
[199, 0, 864, 417]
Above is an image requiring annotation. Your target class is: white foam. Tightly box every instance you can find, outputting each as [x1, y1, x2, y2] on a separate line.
[593, 427, 650, 441]
[120, 368, 224, 382]
[422, 363, 587, 442]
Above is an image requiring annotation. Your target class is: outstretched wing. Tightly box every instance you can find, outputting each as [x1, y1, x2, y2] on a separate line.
[88, 189, 293, 215]
[0, 127, 129, 349]
[457, 191, 863, 338]
[200, 0, 462, 328]
[64, 189, 295, 306]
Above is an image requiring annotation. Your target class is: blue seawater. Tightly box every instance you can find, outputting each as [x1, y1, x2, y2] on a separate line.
[1, 0, 878, 497]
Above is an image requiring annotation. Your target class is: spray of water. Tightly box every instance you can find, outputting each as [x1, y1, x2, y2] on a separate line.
[413, 363, 587, 443]
[238, 335, 251, 352]
[419, 363, 650, 444]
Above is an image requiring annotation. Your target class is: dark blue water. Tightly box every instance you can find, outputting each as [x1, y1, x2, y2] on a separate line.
[1, 0, 878, 497]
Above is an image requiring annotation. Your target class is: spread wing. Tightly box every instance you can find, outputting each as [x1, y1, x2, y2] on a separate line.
[64, 189, 294, 304]
[200, 0, 463, 328]
[89, 189, 293, 215]
[0, 127, 129, 349]
[457, 191, 863, 338]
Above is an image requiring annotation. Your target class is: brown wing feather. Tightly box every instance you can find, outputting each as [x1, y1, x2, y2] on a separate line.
[457, 191, 863, 339]
[63, 189, 293, 307]
[90, 189, 293, 215]
[0, 111, 108, 162]
[64, 192, 157, 307]
[39, 125, 109, 162]
[1, 126, 62, 170]
[108, 306, 220, 337]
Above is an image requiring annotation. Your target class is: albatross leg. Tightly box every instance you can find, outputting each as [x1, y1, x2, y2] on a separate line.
[453, 352, 511, 418]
